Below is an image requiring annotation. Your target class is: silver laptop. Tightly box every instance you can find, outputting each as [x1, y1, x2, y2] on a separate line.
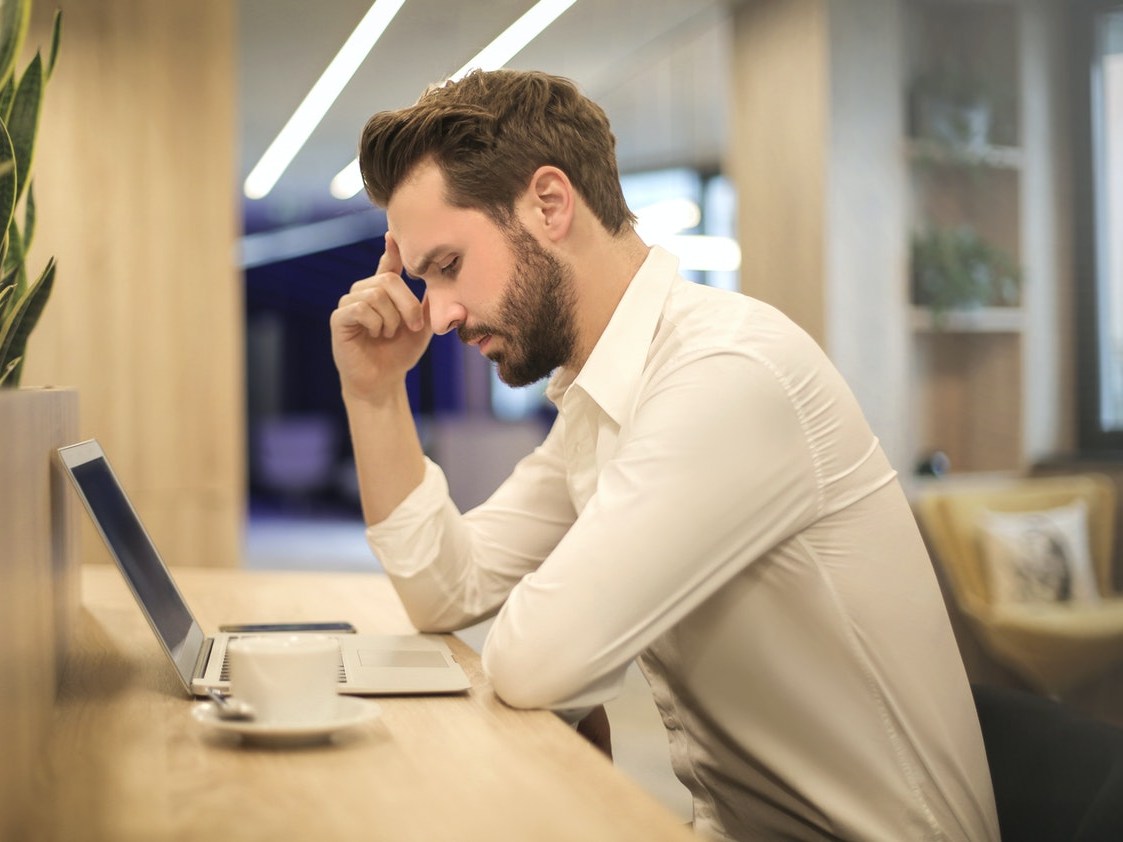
[57, 438, 470, 697]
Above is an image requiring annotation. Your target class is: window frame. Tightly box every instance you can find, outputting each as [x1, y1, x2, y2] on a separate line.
[1074, 0, 1123, 454]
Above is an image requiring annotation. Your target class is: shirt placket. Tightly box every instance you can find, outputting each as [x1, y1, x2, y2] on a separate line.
[564, 396, 599, 514]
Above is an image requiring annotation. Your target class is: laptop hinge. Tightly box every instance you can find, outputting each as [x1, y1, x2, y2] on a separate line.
[193, 636, 214, 683]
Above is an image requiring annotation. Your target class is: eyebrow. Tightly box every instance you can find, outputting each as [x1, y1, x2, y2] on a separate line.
[402, 246, 449, 281]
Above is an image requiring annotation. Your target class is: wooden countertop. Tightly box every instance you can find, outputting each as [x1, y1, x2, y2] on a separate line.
[29, 565, 694, 842]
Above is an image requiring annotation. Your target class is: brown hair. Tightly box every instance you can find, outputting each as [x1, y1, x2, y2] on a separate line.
[358, 69, 636, 234]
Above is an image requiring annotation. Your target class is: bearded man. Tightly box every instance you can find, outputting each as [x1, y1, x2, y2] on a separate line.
[330, 68, 999, 842]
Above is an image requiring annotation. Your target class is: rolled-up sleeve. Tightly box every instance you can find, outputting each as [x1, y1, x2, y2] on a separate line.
[367, 420, 578, 633]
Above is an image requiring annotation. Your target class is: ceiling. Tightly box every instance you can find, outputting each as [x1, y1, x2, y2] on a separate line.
[238, 0, 736, 231]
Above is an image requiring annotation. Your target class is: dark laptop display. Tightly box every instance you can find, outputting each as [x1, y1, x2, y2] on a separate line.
[69, 457, 195, 652]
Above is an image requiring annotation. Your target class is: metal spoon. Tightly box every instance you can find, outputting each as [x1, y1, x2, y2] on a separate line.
[206, 689, 256, 721]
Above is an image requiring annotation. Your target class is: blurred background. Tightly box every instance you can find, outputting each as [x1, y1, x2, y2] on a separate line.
[24, 0, 1107, 557]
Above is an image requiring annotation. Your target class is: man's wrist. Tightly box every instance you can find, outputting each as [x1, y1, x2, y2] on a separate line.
[341, 381, 410, 414]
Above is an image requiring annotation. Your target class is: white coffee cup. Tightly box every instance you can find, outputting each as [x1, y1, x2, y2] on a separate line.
[227, 635, 340, 725]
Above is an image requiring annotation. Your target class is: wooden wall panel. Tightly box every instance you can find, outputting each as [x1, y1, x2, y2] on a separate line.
[914, 332, 1024, 473]
[730, 0, 828, 344]
[21, 0, 242, 566]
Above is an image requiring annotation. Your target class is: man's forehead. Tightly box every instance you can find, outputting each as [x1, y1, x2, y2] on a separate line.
[388, 169, 503, 277]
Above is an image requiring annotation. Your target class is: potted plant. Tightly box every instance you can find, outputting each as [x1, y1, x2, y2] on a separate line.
[0, 3, 73, 793]
[0, 0, 59, 387]
[911, 225, 1020, 326]
[910, 62, 993, 151]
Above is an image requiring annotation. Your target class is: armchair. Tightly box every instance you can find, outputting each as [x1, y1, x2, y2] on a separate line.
[916, 474, 1123, 697]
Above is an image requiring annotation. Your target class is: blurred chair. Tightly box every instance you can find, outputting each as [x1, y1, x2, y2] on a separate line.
[973, 683, 1123, 841]
[916, 474, 1123, 697]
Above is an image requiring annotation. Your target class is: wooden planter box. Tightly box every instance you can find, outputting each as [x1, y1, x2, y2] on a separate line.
[0, 387, 78, 840]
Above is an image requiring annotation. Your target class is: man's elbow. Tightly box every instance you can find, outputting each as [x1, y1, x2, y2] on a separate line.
[388, 576, 486, 633]
[482, 642, 587, 710]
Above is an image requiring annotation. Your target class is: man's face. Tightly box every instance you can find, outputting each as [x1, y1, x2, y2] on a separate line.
[388, 161, 577, 387]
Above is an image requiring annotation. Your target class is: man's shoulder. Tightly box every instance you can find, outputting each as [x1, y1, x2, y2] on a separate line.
[660, 279, 804, 353]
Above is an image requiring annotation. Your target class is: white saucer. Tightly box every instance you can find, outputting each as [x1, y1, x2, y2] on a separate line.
[192, 696, 381, 746]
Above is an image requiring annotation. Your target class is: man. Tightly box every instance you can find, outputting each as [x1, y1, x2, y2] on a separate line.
[330, 69, 999, 841]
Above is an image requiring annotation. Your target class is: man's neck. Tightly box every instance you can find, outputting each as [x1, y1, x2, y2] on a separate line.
[566, 228, 651, 373]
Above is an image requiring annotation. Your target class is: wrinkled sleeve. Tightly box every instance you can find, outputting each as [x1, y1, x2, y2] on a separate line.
[366, 418, 578, 632]
[481, 350, 826, 711]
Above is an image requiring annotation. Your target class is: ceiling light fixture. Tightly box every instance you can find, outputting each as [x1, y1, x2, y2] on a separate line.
[448, 0, 578, 82]
[244, 0, 407, 201]
[331, 0, 579, 200]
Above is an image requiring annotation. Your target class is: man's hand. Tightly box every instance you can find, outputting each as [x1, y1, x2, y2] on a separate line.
[330, 234, 434, 402]
[577, 705, 612, 760]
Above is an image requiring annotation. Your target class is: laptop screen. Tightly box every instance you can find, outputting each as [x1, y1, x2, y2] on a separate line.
[64, 449, 201, 686]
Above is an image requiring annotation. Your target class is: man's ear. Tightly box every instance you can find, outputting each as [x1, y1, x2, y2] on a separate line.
[525, 166, 574, 243]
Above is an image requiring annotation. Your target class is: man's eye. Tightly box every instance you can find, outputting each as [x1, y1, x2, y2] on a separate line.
[440, 257, 460, 277]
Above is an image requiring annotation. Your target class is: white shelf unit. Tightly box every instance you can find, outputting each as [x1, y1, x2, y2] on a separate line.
[904, 0, 1027, 475]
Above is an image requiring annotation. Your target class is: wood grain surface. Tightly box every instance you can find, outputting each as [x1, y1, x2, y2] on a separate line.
[27, 566, 695, 842]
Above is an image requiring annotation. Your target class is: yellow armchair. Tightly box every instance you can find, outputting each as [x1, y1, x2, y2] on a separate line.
[916, 474, 1123, 697]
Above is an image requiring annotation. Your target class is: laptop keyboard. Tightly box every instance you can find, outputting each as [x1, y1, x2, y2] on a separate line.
[219, 643, 348, 683]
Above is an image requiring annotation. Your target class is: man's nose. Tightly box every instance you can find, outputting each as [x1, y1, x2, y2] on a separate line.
[426, 290, 466, 336]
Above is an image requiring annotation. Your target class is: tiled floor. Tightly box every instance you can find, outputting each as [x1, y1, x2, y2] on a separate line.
[244, 514, 692, 822]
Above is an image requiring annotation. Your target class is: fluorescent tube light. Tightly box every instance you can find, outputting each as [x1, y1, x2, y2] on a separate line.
[449, 0, 577, 81]
[333, 0, 579, 200]
[331, 159, 364, 200]
[244, 0, 407, 200]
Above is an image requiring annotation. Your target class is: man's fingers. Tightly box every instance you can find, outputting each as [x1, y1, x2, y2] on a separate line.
[339, 287, 403, 338]
[337, 275, 425, 337]
[378, 277, 426, 331]
[333, 292, 395, 339]
[376, 232, 405, 278]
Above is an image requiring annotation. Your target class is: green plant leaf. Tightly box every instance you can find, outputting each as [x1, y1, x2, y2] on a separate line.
[0, 255, 54, 387]
[0, 76, 13, 123]
[0, 1, 58, 388]
[0, 119, 14, 239]
[8, 51, 42, 205]
[0, 0, 29, 92]
[46, 9, 61, 79]
[0, 260, 18, 320]
[5, 217, 25, 296]
[22, 177, 32, 252]
[0, 354, 20, 386]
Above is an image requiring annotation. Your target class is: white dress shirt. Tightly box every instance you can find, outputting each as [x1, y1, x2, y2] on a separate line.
[367, 246, 999, 841]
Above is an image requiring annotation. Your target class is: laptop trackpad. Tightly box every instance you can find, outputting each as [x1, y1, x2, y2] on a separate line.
[358, 649, 450, 669]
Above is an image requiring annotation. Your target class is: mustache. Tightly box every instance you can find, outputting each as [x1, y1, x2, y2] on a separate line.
[457, 324, 503, 344]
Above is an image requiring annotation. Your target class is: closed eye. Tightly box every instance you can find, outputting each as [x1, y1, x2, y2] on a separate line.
[440, 256, 460, 278]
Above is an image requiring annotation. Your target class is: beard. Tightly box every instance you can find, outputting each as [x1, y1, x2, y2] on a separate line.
[458, 221, 578, 388]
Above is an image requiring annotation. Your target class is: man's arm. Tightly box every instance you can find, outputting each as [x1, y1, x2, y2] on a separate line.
[481, 352, 824, 711]
[330, 234, 433, 524]
[366, 419, 578, 632]
[343, 389, 425, 526]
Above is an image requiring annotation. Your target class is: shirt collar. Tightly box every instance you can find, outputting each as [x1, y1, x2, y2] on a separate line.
[547, 245, 680, 425]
